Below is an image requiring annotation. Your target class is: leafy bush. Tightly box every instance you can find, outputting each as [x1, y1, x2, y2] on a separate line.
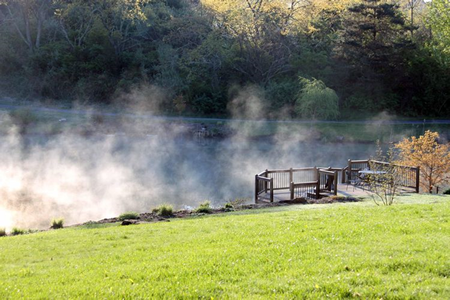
[223, 203, 234, 212]
[224, 203, 234, 209]
[295, 77, 339, 120]
[265, 79, 298, 112]
[444, 189, 450, 195]
[154, 204, 173, 217]
[190, 94, 222, 115]
[195, 201, 212, 214]
[343, 92, 376, 111]
[396, 131, 450, 194]
[367, 145, 399, 206]
[11, 227, 26, 236]
[0, 228, 6, 237]
[227, 198, 249, 207]
[50, 218, 64, 229]
[118, 212, 140, 221]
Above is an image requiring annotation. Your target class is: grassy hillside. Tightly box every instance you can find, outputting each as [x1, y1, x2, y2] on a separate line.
[1, 197, 449, 298]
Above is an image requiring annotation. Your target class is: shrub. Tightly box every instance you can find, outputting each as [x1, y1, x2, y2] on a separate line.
[444, 189, 450, 195]
[265, 79, 298, 112]
[191, 94, 222, 115]
[224, 203, 234, 209]
[0, 228, 6, 237]
[227, 198, 249, 207]
[395, 131, 450, 193]
[343, 91, 377, 111]
[367, 144, 399, 206]
[195, 201, 212, 214]
[11, 227, 26, 236]
[50, 218, 64, 229]
[118, 212, 140, 221]
[154, 204, 173, 217]
[223, 203, 234, 212]
[295, 77, 339, 120]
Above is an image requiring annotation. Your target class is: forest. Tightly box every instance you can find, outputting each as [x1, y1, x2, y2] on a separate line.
[0, 0, 449, 119]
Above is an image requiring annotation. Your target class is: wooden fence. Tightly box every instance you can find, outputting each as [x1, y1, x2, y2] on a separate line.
[256, 159, 420, 203]
[342, 159, 420, 193]
[255, 167, 339, 203]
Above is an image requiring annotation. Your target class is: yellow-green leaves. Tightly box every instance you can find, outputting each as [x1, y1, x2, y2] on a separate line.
[395, 130, 450, 193]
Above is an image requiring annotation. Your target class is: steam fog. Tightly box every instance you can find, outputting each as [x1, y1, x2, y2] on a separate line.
[0, 87, 412, 230]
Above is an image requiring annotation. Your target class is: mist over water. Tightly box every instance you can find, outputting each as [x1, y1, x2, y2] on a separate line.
[0, 89, 402, 230]
[0, 123, 376, 230]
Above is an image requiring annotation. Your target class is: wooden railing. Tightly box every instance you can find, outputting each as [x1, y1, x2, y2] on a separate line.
[255, 159, 420, 203]
[255, 171, 273, 202]
[261, 168, 317, 188]
[290, 181, 319, 200]
[344, 159, 420, 193]
[343, 159, 370, 183]
[255, 167, 339, 203]
[318, 168, 338, 196]
[370, 160, 420, 192]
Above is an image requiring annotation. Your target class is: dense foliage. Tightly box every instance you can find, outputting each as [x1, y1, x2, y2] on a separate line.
[0, 0, 449, 118]
[395, 130, 450, 193]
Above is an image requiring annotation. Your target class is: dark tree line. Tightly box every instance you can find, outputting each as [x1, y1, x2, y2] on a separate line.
[0, 0, 449, 118]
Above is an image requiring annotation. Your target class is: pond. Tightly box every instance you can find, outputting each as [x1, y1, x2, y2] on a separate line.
[3, 114, 450, 229]
[0, 130, 380, 229]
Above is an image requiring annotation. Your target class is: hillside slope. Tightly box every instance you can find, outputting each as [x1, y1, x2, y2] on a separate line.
[1, 198, 449, 298]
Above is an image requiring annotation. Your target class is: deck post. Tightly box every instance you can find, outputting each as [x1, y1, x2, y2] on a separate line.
[264, 169, 268, 193]
[415, 167, 420, 193]
[270, 178, 274, 203]
[290, 182, 294, 200]
[289, 168, 293, 186]
[255, 175, 258, 203]
[327, 167, 332, 191]
[334, 170, 338, 195]
[347, 159, 352, 182]
[314, 166, 320, 199]
[316, 180, 320, 199]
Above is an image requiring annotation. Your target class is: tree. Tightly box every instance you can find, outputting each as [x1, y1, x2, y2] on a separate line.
[395, 130, 450, 193]
[54, 0, 98, 49]
[339, 0, 413, 72]
[398, 0, 424, 39]
[427, 0, 450, 67]
[94, 0, 151, 56]
[337, 0, 414, 113]
[202, 0, 303, 84]
[0, 0, 53, 52]
[295, 77, 339, 120]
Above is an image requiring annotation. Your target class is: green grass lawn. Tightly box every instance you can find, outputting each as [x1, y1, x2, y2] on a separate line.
[0, 196, 449, 298]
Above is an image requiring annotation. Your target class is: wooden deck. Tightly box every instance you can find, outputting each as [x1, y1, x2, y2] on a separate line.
[257, 183, 418, 203]
[255, 160, 420, 203]
[257, 184, 363, 202]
